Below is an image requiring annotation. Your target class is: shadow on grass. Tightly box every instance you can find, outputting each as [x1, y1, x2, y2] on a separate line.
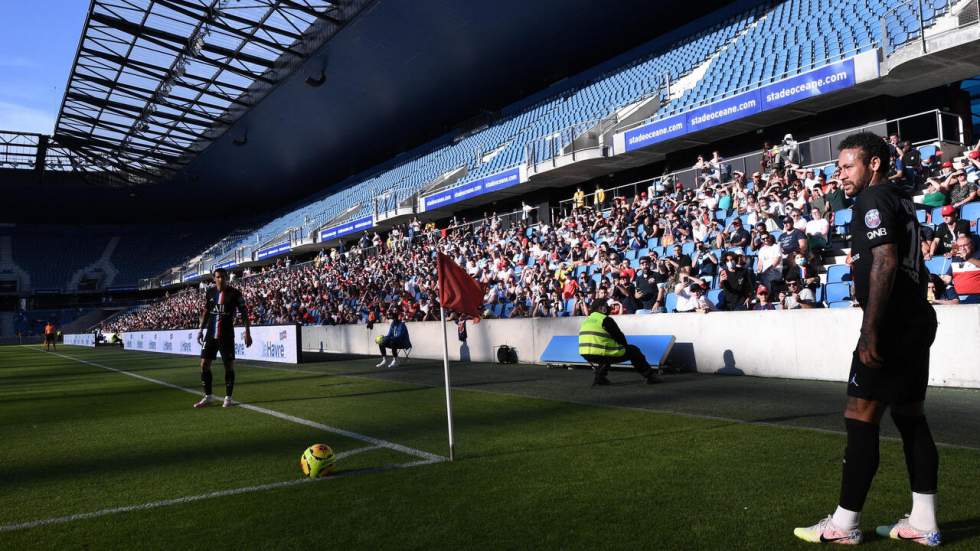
[460, 419, 739, 461]
[941, 516, 980, 545]
[246, 378, 547, 405]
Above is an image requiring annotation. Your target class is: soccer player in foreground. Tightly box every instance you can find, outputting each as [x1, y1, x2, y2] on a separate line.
[194, 268, 252, 408]
[794, 133, 940, 546]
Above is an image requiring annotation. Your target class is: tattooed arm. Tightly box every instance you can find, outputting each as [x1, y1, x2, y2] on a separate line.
[857, 243, 897, 368]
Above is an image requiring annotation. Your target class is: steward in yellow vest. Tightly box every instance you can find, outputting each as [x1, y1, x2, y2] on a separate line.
[578, 300, 661, 386]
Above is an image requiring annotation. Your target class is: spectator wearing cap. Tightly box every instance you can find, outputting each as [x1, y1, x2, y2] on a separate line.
[752, 285, 777, 310]
[809, 184, 830, 218]
[718, 252, 752, 310]
[948, 169, 977, 209]
[778, 216, 807, 257]
[930, 205, 971, 258]
[716, 217, 751, 249]
[966, 149, 980, 174]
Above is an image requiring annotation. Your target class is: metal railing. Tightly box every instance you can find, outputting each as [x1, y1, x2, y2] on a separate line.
[882, 0, 978, 55]
[558, 109, 964, 217]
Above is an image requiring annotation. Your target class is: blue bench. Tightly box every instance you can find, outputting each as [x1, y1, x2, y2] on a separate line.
[540, 335, 675, 367]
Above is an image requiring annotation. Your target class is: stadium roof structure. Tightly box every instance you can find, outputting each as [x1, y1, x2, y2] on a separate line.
[51, 0, 373, 186]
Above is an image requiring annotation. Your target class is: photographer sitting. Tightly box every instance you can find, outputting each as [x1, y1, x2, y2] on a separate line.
[376, 310, 412, 368]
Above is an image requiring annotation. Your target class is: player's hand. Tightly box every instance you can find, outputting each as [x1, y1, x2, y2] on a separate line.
[857, 330, 883, 369]
[244, 332, 253, 348]
[197, 331, 204, 346]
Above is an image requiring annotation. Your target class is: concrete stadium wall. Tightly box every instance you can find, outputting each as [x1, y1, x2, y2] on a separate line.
[302, 305, 980, 389]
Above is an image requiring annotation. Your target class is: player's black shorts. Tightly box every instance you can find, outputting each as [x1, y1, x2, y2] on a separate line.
[44, 334, 55, 343]
[847, 323, 936, 404]
[201, 336, 236, 362]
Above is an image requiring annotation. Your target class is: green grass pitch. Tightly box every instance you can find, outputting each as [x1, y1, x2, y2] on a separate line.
[1, 344, 978, 550]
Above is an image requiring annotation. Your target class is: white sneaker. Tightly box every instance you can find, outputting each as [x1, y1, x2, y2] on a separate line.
[193, 395, 215, 408]
[222, 396, 236, 408]
[387, 357, 399, 368]
[375, 358, 388, 368]
[876, 516, 941, 546]
[793, 515, 862, 545]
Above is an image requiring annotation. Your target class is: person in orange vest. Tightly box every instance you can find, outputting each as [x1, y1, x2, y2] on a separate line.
[43, 322, 57, 351]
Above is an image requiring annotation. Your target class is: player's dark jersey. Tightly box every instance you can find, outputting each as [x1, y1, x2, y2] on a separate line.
[850, 182, 934, 325]
[202, 286, 247, 341]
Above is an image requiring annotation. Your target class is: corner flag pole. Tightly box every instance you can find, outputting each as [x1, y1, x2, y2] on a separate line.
[439, 306, 456, 461]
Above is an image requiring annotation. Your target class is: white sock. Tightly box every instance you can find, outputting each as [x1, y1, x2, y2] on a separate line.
[909, 492, 938, 531]
[832, 506, 861, 530]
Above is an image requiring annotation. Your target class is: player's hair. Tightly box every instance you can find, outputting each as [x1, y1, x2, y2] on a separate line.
[838, 132, 890, 175]
[212, 267, 228, 277]
[591, 299, 609, 313]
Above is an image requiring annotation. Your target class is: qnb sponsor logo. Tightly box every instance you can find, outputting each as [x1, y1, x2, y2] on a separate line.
[262, 342, 286, 358]
[148, 341, 157, 350]
[180, 342, 193, 353]
[627, 122, 684, 145]
[163, 342, 173, 352]
[690, 99, 758, 126]
[764, 71, 849, 103]
[866, 228, 888, 239]
[235, 343, 246, 356]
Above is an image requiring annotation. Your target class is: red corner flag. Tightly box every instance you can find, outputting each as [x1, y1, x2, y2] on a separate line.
[437, 252, 483, 319]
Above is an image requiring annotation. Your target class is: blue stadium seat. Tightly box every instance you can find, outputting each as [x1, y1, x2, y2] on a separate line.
[826, 264, 851, 284]
[925, 257, 951, 276]
[834, 209, 852, 234]
[706, 289, 721, 307]
[664, 292, 677, 313]
[825, 282, 852, 303]
[961, 201, 980, 224]
[828, 301, 853, 309]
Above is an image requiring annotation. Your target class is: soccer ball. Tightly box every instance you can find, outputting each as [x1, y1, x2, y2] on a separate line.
[375, 335, 384, 345]
[300, 443, 336, 478]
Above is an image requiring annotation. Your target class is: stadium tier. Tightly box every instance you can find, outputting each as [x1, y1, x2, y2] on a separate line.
[1, 225, 219, 292]
[182, 0, 965, 264]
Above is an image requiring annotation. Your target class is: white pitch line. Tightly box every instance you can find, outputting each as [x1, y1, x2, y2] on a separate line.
[0, 457, 440, 533]
[27, 348, 445, 463]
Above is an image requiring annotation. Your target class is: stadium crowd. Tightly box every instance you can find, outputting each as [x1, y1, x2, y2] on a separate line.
[102, 134, 980, 332]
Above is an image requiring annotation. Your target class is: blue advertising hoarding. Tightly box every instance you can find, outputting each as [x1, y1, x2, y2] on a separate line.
[623, 58, 856, 153]
[182, 271, 199, 282]
[318, 215, 374, 242]
[623, 113, 687, 152]
[422, 166, 522, 211]
[215, 259, 237, 270]
[255, 242, 291, 260]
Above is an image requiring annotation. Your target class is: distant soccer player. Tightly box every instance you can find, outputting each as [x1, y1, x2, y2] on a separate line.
[794, 133, 940, 546]
[194, 268, 252, 408]
[43, 322, 56, 351]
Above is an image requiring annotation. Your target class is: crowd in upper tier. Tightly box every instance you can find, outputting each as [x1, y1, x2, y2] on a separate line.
[101, 133, 980, 332]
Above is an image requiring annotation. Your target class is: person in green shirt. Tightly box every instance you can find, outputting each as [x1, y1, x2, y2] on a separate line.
[825, 179, 848, 212]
